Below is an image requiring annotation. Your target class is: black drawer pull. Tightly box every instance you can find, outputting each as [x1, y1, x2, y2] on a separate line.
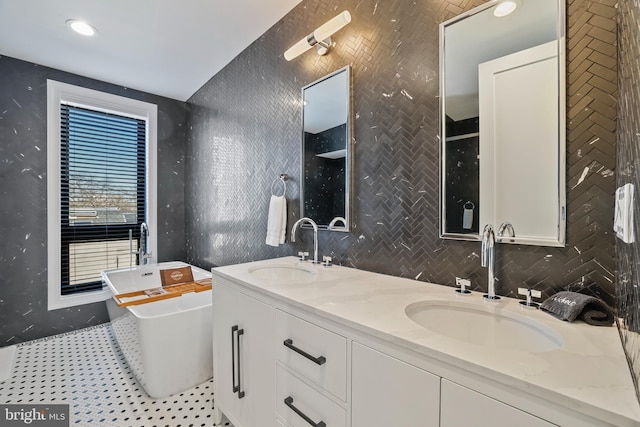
[231, 325, 245, 399]
[236, 327, 245, 399]
[284, 396, 326, 427]
[231, 325, 238, 394]
[283, 339, 326, 365]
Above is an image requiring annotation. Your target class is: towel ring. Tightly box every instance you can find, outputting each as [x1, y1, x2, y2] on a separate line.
[271, 174, 287, 197]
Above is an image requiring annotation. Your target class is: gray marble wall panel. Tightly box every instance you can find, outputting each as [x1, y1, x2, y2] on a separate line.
[185, 0, 617, 308]
[617, 0, 640, 401]
[0, 56, 187, 345]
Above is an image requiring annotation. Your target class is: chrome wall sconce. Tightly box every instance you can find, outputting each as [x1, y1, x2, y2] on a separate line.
[284, 11, 351, 61]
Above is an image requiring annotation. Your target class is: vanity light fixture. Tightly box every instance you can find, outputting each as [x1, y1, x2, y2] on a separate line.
[66, 19, 97, 36]
[493, 1, 518, 17]
[284, 11, 351, 61]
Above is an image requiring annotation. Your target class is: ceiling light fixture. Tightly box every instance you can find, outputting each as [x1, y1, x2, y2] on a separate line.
[66, 19, 97, 36]
[493, 1, 518, 17]
[284, 11, 351, 61]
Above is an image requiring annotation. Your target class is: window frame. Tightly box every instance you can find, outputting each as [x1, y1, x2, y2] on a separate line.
[47, 80, 158, 310]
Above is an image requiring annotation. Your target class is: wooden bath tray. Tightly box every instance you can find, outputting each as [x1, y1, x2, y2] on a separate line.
[113, 278, 212, 307]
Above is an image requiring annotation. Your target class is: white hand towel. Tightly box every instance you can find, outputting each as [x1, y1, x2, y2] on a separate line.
[266, 195, 287, 246]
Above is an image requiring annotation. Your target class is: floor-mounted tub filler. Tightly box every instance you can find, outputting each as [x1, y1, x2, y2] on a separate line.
[103, 261, 213, 399]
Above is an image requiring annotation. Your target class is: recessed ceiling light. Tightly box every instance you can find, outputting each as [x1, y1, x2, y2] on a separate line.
[66, 19, 97, 36]
[493, 1, 518, 17]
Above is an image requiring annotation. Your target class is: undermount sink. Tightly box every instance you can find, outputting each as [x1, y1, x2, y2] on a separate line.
[405, 300, 564, 353]
[248, 264, 316, 282]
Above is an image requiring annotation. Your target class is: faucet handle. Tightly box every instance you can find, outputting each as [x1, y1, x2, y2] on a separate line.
[455, 277, 472, 295]
[298, 251, 309, 262]
[322, 256, 332, 267]
[518, 287, 541, 309]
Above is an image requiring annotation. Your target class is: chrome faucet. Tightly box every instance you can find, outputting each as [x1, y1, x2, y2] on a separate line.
[481, 224, 500, 301]
[327, 216, 347, 231]
[291, 217, 319, 264]
[497, 222, 515, 242]
[139, 222, 152, 265]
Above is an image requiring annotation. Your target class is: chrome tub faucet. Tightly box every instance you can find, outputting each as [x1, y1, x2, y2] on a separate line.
[139, 222, 152, 265]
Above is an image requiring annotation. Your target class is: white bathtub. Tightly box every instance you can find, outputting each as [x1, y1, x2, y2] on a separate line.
[103, 261, 212, 399]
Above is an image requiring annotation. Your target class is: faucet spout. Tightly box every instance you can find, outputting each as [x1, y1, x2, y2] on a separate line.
[481, 224, 500, 301]
[291, 217, 319, 264]
[139, 222, 152, 265]
[327, 217, 347, 231]
[497, 222, 515, 242]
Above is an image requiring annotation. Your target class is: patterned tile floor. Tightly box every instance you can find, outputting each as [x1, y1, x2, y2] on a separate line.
[0, 324, 233, 427]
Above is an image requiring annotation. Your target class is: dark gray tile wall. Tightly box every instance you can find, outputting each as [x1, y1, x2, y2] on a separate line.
[185, 0, 617, 307]
[0, 56, 188, 345]
[1, 0, 620, 348]
[617, 0, 640, 400]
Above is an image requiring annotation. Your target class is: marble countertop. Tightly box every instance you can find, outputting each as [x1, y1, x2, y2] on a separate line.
[212, 256, 640, 426]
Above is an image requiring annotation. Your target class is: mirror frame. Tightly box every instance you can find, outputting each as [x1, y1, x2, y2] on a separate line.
[300, 65, 353, 232]
[438, 0, 566, 247]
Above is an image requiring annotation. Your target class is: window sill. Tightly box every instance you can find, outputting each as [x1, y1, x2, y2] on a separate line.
[48, 287, 112, 311]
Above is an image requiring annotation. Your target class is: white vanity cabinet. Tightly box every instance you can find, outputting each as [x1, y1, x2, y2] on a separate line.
[351, 342, 440, 427]
[212, 259, 638, 427]
[212, 280, 564, 427]
[212, 282, 274, 427]
[440, 380, 554, 427]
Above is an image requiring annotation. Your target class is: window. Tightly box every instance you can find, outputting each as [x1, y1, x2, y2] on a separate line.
[61, 105, 145, 293]
[47, 81, 157, 310]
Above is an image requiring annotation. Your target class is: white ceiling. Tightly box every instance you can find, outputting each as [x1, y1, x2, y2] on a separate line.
[0, 0, 303, 101]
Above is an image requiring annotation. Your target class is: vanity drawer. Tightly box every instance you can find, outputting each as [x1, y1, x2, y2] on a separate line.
[276, 365, 347, 427]
[274, 309, 347, 401]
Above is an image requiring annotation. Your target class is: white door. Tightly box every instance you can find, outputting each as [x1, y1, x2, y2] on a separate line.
[441, 379, 554, 427]
[213, 282, 274, 427]
[351, 342, 440, 427]
[479, 41, 559, 243]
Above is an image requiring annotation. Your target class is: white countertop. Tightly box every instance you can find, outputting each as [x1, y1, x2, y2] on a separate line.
[212, 256, 640, 426]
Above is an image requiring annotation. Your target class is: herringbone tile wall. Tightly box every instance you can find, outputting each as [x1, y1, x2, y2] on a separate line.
[185, 0, 617, 307]
[617, 0, 640, 400]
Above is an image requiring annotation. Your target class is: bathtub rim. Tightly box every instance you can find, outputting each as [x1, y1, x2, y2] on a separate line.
[103, 261, 212, 320]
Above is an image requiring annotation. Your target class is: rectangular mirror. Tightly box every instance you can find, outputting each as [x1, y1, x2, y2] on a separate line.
[440, 0, 566, 247]
[301, 66, 352, 231]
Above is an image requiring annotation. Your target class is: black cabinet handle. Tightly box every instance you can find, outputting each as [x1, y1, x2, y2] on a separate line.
[236, 328, 245, 399]
[284, 396, 326, 427]
[231, 325, 238, 394]
[283, 339, 326, 365]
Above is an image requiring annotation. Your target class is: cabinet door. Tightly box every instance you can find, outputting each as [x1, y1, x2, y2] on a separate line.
[213, 283, 274, 427]
[351, 342, 440, 427]
[441, 379, 554, 427]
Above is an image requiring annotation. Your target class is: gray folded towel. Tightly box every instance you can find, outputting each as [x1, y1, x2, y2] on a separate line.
[540, 291, 614, 326]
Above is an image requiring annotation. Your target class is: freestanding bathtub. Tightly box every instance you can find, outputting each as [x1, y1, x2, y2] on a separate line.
[103, 261, 212, 399]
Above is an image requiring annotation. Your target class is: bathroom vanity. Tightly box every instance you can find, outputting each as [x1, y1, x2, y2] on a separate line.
[211, 257, 640, 427]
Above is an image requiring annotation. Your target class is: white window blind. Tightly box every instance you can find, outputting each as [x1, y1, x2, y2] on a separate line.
[59, 104, 146, 295]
